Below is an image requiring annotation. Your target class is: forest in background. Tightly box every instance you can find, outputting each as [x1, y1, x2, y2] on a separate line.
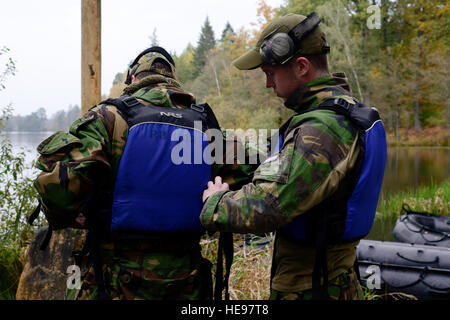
[4, 0, 449, 145]
[2, 105, 80, 132]
[110, 0, 449, 146]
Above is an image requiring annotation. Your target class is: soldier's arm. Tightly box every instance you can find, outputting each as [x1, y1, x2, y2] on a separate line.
[33, 105, 125, 228]
[200, 121, 359, 234]
[211, 130, 262, 190]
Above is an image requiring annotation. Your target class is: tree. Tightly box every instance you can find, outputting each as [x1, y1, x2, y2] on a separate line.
[317, 0, 364, 101]
[112, 72, 124, 86]
[252, 0, 277, 42]
[277, 0, 329, 17]
[221, 21, 235, 41]
[193, 17, 216, 76]
[148, 27, 159, 47]
[0, 46, 15, 91]
[173, 43, 197, 84]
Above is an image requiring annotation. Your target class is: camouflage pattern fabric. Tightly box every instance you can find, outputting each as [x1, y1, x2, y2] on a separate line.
[34, 73, 257, 300]
[131, 51, 177, 80]
[269, 268, 364, 300]
[200, 73, 364, 294]
[71, 241, 213, 300]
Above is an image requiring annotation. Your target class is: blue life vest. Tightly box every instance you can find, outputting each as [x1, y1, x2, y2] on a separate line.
[104, 96, 217, 234]
[278, 98, 387, 243]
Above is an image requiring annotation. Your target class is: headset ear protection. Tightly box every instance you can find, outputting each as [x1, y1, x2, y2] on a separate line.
[259, 12, 328, 66]
[125, 46, 176, 85]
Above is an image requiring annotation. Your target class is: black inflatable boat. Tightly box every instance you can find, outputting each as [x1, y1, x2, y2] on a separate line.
[357, 239, 450, 300]
[393, 206, 450, 247]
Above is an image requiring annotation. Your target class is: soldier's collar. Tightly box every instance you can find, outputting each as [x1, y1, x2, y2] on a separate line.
[284, 73, 350, 113]
[122, 74, 181, 96]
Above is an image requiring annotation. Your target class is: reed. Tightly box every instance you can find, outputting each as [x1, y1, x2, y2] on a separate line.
[376, 178, 449, 226]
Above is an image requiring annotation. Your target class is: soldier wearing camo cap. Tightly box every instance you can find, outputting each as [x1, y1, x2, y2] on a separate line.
[201, 13, 387, 300]
[33, 46, 257, 300]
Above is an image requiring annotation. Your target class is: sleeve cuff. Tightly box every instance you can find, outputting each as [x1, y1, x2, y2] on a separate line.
[200, 190, 229, 231]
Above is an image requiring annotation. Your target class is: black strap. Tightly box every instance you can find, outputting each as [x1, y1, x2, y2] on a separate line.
[312, 229, 329, 300]
[401, 204, 432, 217]
[190, 102, 221, 131]
[288, 12, 322, 46]
[223, 232, 233, 300]
[39, 225, 53, 251]
[354, 257, 361, 283]
[98, 95, 143, 120]
[203, 103, 221, 131]
[309, 98, 381, 131]
[27, 201, 41, 225]
[269, 232, 279, 291]
[214, 234, 224, 300]
[89, 225, 109, 300]
[214, 232, 234, 300]
[312, 211, 329, 300]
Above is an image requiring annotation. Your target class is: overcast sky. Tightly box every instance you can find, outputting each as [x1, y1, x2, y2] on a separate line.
[0, 0, 285, 116]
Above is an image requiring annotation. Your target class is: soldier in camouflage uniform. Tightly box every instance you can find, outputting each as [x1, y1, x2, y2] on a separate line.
[201, 14, 371, 300]
[33, 47, 256, 300]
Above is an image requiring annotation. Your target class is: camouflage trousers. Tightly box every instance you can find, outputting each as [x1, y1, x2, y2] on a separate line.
[270, 268, 364, 300]
[67, 239, 213, 300]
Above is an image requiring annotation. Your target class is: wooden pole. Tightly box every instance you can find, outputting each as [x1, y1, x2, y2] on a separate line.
[81, 0, 101, 115]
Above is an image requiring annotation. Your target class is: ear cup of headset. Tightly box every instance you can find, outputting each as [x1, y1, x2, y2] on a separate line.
[270, 33, 294, 63]
[260, 33, 295, 65]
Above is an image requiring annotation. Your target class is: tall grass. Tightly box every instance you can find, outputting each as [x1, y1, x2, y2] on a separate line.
[376, 178, 449, 224]
[201, 234, 273, 300]
[0, 241, 23, 300]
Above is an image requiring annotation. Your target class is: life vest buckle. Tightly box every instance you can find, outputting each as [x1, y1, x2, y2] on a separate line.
[190, 103, 205, 113]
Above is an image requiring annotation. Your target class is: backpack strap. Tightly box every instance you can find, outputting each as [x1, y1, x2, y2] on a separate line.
[310, 97, 381, 130]
[190, 103, 233, 301]
[214, 232, 234, 300]
[27, 201, 41, 226]
[190, 102, 221, 131]
[27, 201, 55, 251]
[97, 95, 143, 121]
[301, 97, 376, 300]
[39, 226, 53, 251]
[312, 212, 329, 300]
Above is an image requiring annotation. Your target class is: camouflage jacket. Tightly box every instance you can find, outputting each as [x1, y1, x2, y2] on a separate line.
[34, 74, 256, 232]
[33, 75, 259, 300]
[200, 73, 362, 292]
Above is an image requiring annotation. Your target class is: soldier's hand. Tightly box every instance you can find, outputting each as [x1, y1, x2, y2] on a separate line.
[203, 176, 229, 202]
[71, 213, 87, 229]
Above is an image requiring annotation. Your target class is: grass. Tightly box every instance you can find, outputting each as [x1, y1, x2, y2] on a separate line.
[376, 178, 449, 228]
[0, 240, 23, 300]
[201, 234, 273, 300]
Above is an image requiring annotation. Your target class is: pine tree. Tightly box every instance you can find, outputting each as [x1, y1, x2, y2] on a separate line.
[193, 17, 216, 76]
[221, 21, 235, 41]
[149, 27, 159, 47]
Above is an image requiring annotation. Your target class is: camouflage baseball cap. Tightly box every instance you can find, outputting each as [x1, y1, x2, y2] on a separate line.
[129, 51, 177, 81]
[232, 13, 329, 70]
